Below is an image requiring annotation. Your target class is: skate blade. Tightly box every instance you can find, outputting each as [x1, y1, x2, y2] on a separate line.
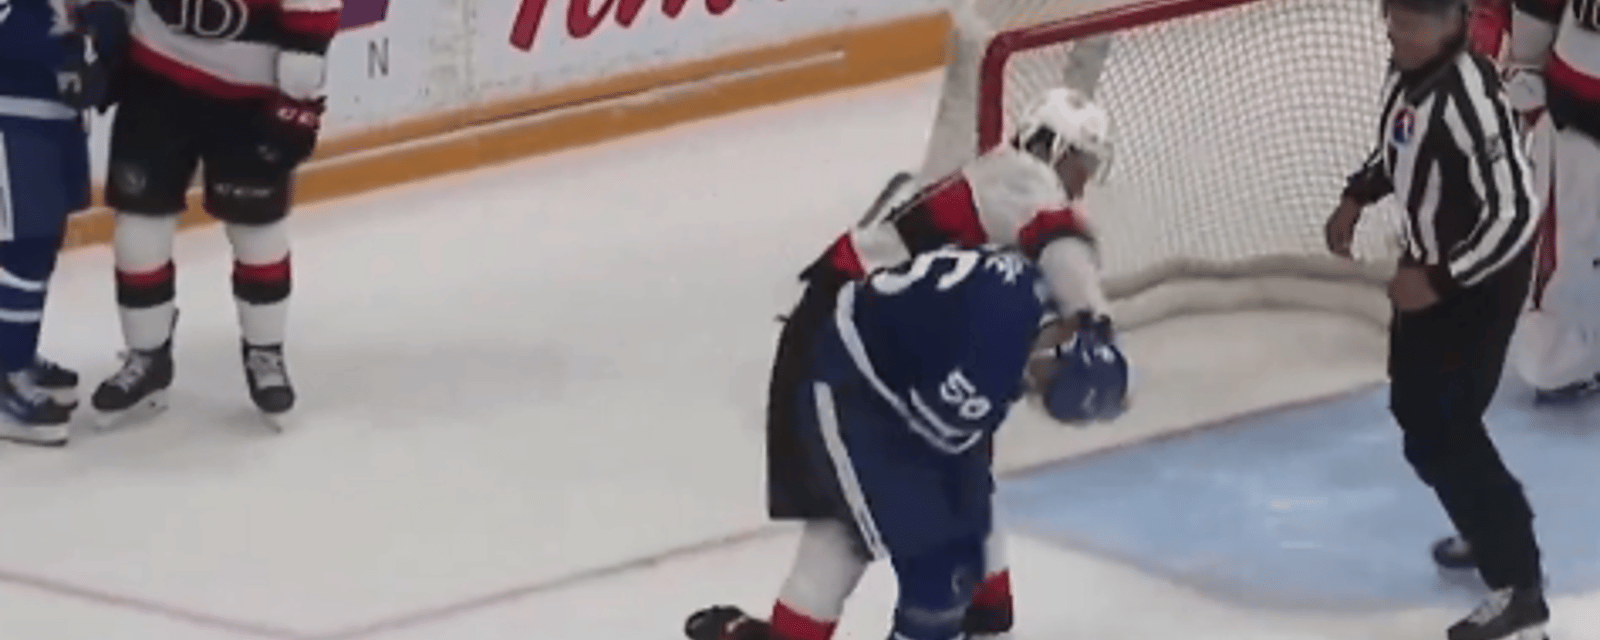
[1512, 625, 1548, 640]
[0, 422, 69, 447]
[257, 410, 291, 433]
[91, 391, 170, 432]
[46, 388, 78, 409]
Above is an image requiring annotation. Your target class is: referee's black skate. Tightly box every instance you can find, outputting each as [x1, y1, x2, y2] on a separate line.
[684, 605, 769, 640]
[242, 342, 294, 424]
[91, 342, 174, 430]
[1448, 586, 1549, 640]
[1433, 535, 1477, 570]
[1533, 373, 1600, 405]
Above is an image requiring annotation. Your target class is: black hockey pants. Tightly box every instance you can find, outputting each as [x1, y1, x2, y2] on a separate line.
[766, 272, 847, 520]
[1387, 249, 1542, 590]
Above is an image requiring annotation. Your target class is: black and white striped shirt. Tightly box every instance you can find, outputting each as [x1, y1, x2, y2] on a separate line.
[1343, 47, 1538, 294]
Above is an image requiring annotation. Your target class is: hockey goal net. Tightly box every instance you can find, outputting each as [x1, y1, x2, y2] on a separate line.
[922, 0, 1406, 329]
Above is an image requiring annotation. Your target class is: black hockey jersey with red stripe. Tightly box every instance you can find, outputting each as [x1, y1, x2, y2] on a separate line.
[124, 0, 342, 100]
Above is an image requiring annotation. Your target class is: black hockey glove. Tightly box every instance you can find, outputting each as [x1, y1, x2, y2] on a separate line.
[257, 95, 326, 169]
[58, 0, 130, 113]
[55, 34, 110, 112]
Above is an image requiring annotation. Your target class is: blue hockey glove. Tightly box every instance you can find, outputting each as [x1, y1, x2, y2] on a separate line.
[1041, 313, 1129, 424]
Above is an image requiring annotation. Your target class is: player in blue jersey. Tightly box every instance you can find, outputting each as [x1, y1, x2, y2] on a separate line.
[686, 246, 1126, 640]
[0, 0, 127, 444]
[684, 90, 1128, 640]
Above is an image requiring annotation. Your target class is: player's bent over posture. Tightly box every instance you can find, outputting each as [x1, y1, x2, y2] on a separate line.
[1326, 0, 1544, 636]
[1501, 0, 1600, 403]
[683, 89, 1130, 640]
[0, 0, 127, 445]
[94, 0, 342, 428]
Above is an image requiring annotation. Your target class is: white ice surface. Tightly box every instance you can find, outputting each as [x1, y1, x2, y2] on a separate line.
[0, 71, 1588, 640]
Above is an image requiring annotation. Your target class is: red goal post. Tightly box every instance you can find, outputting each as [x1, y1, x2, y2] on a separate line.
[921, 0, 1409, 329]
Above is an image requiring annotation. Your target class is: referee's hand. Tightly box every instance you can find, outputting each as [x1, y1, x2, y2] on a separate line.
[1324, 198, 1364, 258]
[1390, 265, 1441, 312]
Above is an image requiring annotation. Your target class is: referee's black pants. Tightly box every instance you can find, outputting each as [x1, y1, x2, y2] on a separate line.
[1388, 249, 1542, 590]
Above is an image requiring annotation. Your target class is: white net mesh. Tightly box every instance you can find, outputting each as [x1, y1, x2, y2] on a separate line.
[921, 0, 1408, 328]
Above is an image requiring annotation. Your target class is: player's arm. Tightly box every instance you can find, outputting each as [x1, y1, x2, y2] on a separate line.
[1020, 208, 1112, 318]
[272, 0, 342, 102]
[1429, 73, 1539, 293]
[1342, 146, 1395, 206]
[802, 174, 987, 285]
[1502, 0, 1563, 115]
[258, 0, 341, 166]
[1508, 0, 1563, 63]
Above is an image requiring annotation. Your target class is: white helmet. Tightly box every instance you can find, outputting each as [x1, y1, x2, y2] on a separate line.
[1013, 88, 1113, 175]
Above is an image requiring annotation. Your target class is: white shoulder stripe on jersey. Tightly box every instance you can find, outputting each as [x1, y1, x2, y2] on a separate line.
[0, 96, 77, 121]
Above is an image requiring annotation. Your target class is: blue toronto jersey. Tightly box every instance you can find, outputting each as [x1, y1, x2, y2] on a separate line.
[833, 246, 1052, 455]
[0, 0, 80, 120]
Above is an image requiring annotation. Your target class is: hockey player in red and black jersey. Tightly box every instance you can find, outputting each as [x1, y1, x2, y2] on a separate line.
[1498, 0, 1600, 404]
[683, 88, 1129, 640]
[93, 0, 342, 428]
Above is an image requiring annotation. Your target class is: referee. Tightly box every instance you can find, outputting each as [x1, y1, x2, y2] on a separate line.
[1324, 0, 1546, 638]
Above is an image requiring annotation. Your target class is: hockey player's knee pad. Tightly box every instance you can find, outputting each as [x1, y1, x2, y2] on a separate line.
[889, 537, 984, 640]
[106, 173, 190, 217]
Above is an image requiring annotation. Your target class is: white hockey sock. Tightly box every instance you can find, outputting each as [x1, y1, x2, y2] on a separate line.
[772, 520, 869, 640]
[975, 529, 1012, 608]
[112, 214, 180, 350]
[224, 222, 291, 347]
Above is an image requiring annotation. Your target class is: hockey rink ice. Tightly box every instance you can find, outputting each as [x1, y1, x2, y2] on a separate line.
[7, 72, 1600, 639]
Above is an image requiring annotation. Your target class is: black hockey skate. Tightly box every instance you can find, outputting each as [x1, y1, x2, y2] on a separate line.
[1533, 373, 1600, 405]
[685, 605, 769, 640]
[91, 342, 174, 430]
[0, 362, 77, 446]
[1448, 586, 1549, 640]
[242, 342, 295, 426]
[964, 600, 1014, 639]
[31, 356, 79, 409]
[1433, 535, 1477, 570]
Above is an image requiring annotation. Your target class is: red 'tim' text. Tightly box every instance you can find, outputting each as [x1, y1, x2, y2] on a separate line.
[510, 0, 753, 51]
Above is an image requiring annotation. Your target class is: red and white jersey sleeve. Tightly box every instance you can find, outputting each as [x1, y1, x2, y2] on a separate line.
[1512, 0, 1600, 138]
[1470, 0, 1513, 58]
[129, 0, 342, 101]
[819, 146, 1113, 316]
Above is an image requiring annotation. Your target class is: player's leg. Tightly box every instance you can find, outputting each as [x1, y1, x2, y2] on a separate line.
[0, 119, 87, 445]
[690, 380, 873, 640]
[94, 67, 201, 425]
[1513, 125, 1600, 402]
[685, 519, 868, 640]
[889, 536, 985, 640]
[201, 100, 298, 417]
[962, 437, 1013, 638]
[768, 277, 849, 520]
